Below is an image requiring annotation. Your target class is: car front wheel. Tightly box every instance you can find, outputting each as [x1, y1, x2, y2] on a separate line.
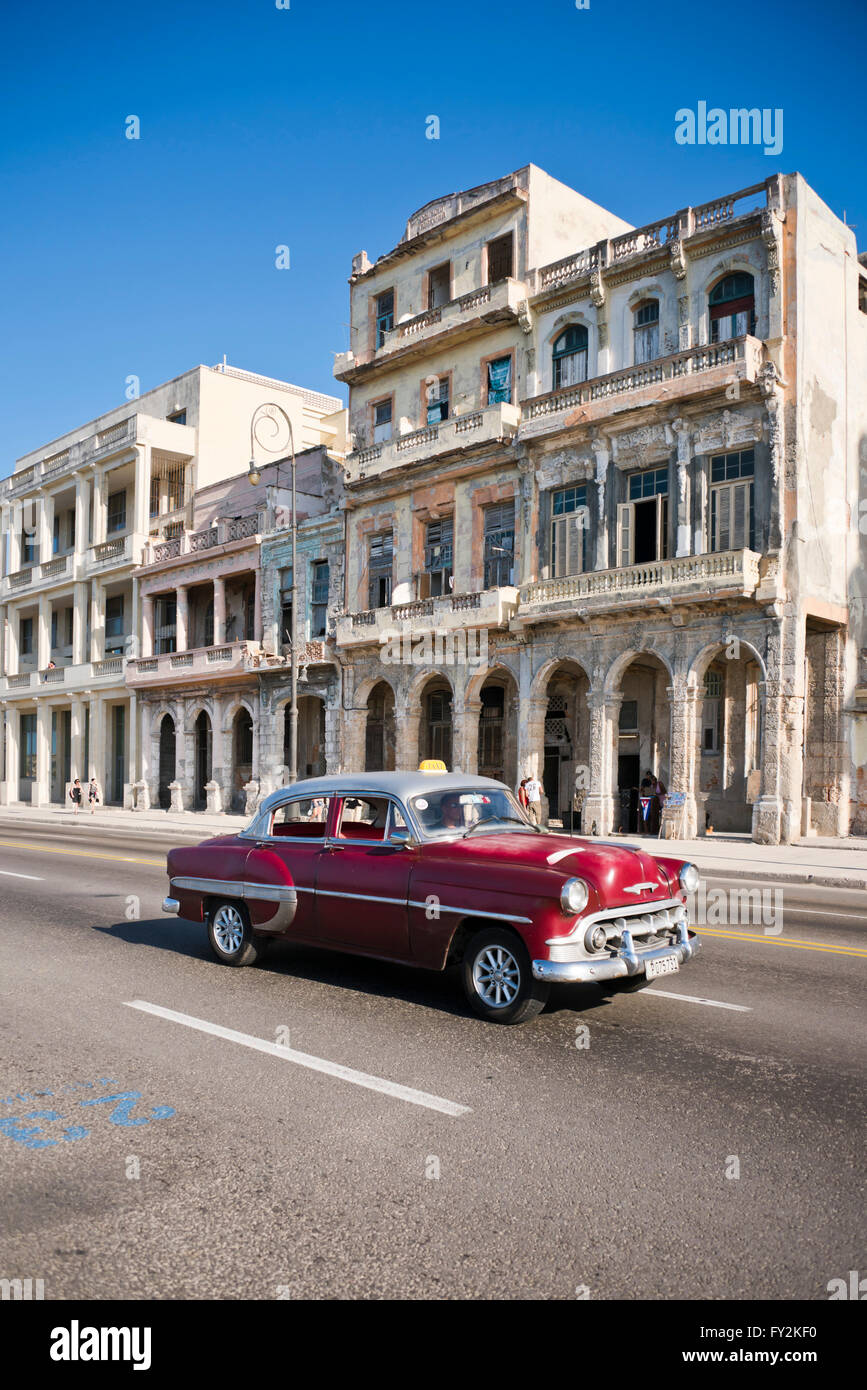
[207, 900, 263, 967]
[461, 928, 549, 1025]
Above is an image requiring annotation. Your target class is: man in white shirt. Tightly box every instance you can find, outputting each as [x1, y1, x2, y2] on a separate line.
[524, 775, 543, 825]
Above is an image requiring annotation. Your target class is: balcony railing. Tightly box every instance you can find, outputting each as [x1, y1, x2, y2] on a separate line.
[40, 556, 69, 579]
[91, 536, 131, 567]
[126, 641, 253, 685]
[0, 658, 127, 696]
[336, 587, 519, 647]
[334, 279, 527, 379]
[521, 337, 763, 432]
[8, 568, 33, 588]
[141, 514, 262, 566]
[518, 550, 762, 619]
[345, 401, 520, 481]
[533, 179, 773, 296]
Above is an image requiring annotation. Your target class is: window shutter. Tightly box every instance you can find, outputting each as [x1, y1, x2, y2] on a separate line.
[567, 512, 585, 575]
[617, 504, 633, 568]
[717, 487, 731, 551]
[552, 515, 567, 577]
[732, 482, 749, 550]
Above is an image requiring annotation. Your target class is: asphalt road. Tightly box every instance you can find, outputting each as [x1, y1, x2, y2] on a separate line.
[0, 818, 864, 1301]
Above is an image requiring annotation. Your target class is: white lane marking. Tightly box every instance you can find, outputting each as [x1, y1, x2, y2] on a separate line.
[775, 908, 867, 920]
[0, 869, 43, 881]
[642, 988, 752, 1013]
[125, 1000, 471, 1117]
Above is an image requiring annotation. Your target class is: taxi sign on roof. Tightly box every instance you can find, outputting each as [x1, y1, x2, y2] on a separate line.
[419, 759, 448, 773]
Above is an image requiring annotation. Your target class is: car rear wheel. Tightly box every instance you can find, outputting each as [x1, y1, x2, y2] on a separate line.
[461, 928, 549, 1025]
[207, 900, 263, 967]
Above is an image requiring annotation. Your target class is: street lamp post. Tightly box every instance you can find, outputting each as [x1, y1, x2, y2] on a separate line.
[247, 403, 298, 785]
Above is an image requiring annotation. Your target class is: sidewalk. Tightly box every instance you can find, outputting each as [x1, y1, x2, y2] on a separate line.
[1, 802, 865, 887]
[612, 831, 867, 890]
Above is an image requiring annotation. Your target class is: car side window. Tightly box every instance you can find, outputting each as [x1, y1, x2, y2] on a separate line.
[270, 797, 331, 838]
[335, 795, 392, 842]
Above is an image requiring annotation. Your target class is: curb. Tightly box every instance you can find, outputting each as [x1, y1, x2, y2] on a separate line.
[692, 865, 867, 891]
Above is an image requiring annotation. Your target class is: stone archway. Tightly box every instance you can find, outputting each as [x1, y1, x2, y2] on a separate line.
[689, 640, 765, 834]
[194, 710, 212, 811]
[232, 707, 254, 812]
[158, 713, 176, 811]
[610, 653, 672, 835]
[286, 695, 326, 780]
[364, 681, 396, 771]
[476, 670, 518, 789]
[418, 675, 454, 769]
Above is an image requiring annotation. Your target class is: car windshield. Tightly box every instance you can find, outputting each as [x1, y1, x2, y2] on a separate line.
[410, 787, 533, 839]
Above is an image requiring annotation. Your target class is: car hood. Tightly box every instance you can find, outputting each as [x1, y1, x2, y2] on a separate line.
[420, 832, 675, 901]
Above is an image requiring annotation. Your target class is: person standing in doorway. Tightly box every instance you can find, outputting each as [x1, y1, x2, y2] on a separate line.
[524, 774, 543, 825]
[88, 778, 100, 815]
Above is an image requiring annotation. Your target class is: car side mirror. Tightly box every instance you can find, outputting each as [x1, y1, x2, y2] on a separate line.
[389, 827, 414, 849]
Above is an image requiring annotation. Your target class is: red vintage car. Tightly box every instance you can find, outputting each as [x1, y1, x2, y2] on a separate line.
[163, 772, 701, 1024]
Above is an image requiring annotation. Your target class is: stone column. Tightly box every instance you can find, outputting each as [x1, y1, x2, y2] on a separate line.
[517, 695, 547, 781]
[182, 710, 196, 808]
[9, 502, 22, 575]
[127, 691, 138, 795]
[72, 581, 87, 666]
[582, 690, 621, 835]
[89, 579, 102, 662]
[213, 577, 226, 645]
[133, 444, 151, 546]
[761, 365, 786, 554]
[0, 604, 5, 680]
[34, 701, 51, 806]
[39, 494, 54, 565]
[70, 697, 85, 783]
[253, 566, 263, 641]
[395, 700, 422, 771]
[37, 594, 51, 670]
[664, 679, 701, 838]
[142, 595, 155, 659]
[74, 472, 90, 568]
[343, 706, 368, 774]
[4, 706, 20, 802]
[92, 470, 108, 547]
[452, 692, 481, 775]
[89, 695, 105, 790]
[6, 604, 19, 676]
[752, 677, 805, 846]
[175, 586, 189, 652]
[591, 437, 610, 571]
[671, 418, 692, 559]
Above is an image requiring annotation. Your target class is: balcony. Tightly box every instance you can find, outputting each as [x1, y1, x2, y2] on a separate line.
[334, 279, 528, 382]
[519, 337, 764, 440]
[3, 413, 196, 501]
[89, 534, 136, 571]
[516, 550, 763, 623]
[336, 587, 519, 649]
[344, 401, 520, 483]
[530, 179, 774, 298]
[0, 658, 127, 699]
[141, 513, 263, 567]
[126, 641, 258, 688]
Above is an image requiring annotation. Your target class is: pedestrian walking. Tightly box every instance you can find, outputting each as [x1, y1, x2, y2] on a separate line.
[524, 774, 543, 825]
[69, 778, 82, 814]
[517, 778, 530, 812]
[88, 778, 100, 814]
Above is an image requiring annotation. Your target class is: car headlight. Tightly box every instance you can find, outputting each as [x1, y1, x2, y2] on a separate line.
[560, 877, 589, 915]
[679, 862, 700, 894]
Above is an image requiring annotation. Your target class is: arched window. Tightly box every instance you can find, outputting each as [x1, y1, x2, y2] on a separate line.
[633, 300, 659, 364]
[552, 325, 588, 388]
[709, 272, 755, 343]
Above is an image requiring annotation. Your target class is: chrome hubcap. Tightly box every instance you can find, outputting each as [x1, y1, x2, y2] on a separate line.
[213, 904, 244, 954]
[473, 945, 520, 1008]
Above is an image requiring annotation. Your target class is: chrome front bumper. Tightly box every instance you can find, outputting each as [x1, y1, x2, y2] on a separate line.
[533, 923, 701, 985]
[162, 897, 180, 915]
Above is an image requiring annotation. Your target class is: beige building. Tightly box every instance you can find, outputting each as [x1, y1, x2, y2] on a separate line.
[331, 165, 867, 843]
[0, 364, 345, 808]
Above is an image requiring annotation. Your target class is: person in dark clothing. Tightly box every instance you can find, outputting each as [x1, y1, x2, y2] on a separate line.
[69, 778, 82, 814]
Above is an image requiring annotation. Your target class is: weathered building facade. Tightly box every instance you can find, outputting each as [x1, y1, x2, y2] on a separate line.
[332, 166, 867, 843]
[0, 364, 346, 809]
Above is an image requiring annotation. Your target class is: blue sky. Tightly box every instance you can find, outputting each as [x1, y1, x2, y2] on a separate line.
[1, 0, 864, 475]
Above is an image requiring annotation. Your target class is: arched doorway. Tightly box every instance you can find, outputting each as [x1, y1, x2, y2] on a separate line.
[477, 671, 518, 789]
[285, 696, 326, 780]
[614, 654, 671, 834]
[418, 677, 453, 768]
[195, 710, 212, 810]
[232, 707, 254, 812]
[541, 661, 590, 829]
[693, 645, 763, 833]
[158, 714, 176, 810]
[365, 682, 396, 771]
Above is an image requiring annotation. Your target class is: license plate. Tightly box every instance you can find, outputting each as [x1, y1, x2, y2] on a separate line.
[646, 954, 680, 980]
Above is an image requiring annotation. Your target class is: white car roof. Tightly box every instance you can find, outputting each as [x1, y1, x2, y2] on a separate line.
[259, 771, 508, 814]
